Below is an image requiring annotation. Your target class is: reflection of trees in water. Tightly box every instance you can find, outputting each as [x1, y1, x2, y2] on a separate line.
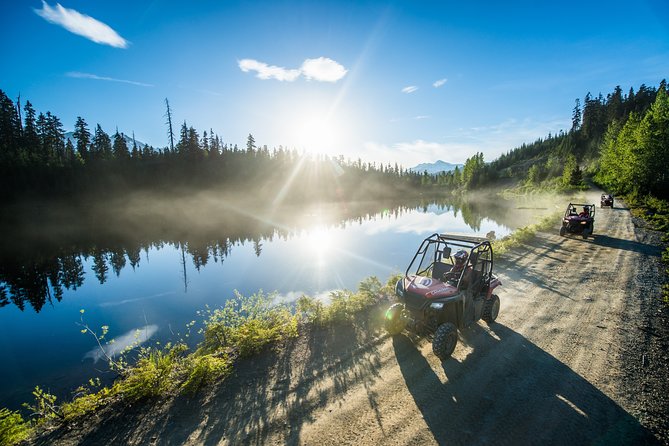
[0, 195, 516, 312]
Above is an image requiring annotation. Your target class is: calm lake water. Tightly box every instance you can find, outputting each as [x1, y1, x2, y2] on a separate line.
[0, 194, 551, 411]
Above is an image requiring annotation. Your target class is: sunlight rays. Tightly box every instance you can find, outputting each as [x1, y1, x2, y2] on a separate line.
[271, 153, 307, 208]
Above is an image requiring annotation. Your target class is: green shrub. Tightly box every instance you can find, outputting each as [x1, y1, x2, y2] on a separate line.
[493, 213, 559, 256]
[61, 379, 112, 420]
[0, 408, 31, 445]
[114, 343, 187, 401]
[181, 354, 233, 393]
[201, 291, 299, 357]
[298, 276, 384, 326]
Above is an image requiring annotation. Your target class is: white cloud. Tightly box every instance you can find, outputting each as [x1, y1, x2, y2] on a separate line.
[402, 85, 418, 93]
[239, 57, 347, 83]
[414, 115, 430, 120]
[34, 1, 128, 48]
[238, 59, 301, 82]
[433, 78, 448, 88]
[66, 71, 153, 87]
[301, 57, 348, 82]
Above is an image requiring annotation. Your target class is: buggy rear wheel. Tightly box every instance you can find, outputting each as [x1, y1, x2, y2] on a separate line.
[384, 303, 406, 335]
[432, 322, 457, 360]
[559, 226, 566, 236]
[482, 294, 500, 324]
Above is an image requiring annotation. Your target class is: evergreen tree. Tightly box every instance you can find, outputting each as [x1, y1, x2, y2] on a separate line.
[571, 98, 581, 131]
[0, 90, 21, 163]
[91, 124, 112, 161]
[562, 154, 582, 187]
[112, 130, 130, 160]
[72, 116, 91, 162]
[22, 101, 40, 164]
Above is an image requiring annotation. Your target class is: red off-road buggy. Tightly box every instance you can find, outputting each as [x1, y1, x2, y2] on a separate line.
[384, 234, 502, 360]
[560, 203, 595, 239]
[600, 194, 614, 208]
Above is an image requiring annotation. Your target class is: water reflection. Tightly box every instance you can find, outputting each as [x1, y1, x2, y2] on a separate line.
[83, 324, 158, 363]
[0, 194, 536, 313]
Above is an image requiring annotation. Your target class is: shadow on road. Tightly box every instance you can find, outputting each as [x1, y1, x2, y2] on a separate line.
[393, 323, 660, 446]
[590, 234, 661, 256]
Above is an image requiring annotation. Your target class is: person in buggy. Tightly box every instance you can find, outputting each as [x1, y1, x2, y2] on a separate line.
[579, 207, 590, 218]
[442, 250, 469, 283]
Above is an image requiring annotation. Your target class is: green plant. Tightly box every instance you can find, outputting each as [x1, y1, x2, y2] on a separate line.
[0, 408, 31, 445]
[181, 354, 233, 393]
[22, 386, 63, 422]
[493, 213, 560, 256]
[114, 343, 187, 402]
[201, 291, 299, 357]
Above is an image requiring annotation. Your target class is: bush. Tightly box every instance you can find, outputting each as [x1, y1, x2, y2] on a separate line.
[0, 408, 31, 445]
[493, 213, 559, 256]
[114, 343, 187, 401]
[181, 354, 232, 393]
[298, 276, 384, 325]
[201, 291, 299, 357]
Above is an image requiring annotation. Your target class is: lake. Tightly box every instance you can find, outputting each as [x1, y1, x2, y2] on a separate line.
[0, 192, 554, 411]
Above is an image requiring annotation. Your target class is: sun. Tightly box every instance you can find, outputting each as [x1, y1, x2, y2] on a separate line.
[276, 95, 357, 157]
[295, 115, 338, 153]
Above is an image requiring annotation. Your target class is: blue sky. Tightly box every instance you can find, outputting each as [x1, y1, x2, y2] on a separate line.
[1, 1, 668, 167]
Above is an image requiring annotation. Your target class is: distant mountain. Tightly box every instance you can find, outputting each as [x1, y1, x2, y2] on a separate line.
[64, 131, 149, 151]
[410, 160, 463, 175]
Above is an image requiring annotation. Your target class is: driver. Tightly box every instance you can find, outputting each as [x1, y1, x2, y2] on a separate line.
[579, 207, 590, 218]
[443, 250, 468, 282]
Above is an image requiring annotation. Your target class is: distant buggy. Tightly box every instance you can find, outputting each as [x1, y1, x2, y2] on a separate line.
[384, 234, 502, 360]
[600, 194, 614, 208]
[560, 203, 595, 239]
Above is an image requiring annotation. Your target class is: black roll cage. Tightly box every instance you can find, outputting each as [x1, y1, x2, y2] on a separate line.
[405, 233, 494, 291]
[564, 203, 596, 219]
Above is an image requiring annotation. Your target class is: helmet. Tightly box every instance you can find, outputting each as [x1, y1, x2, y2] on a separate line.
[453, 250, 468, 266]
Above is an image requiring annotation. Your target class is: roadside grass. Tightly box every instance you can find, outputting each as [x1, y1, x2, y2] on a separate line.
[492, 212, 561, 256]
[1, 276, 399, 445]
[624, 194, 669, 305]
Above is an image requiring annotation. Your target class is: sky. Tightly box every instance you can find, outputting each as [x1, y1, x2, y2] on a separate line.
[1, 0, 668, 167]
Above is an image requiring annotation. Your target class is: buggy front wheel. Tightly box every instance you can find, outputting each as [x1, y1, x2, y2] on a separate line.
[559, 226, 566, 236]
[482, 294, 500, 324]
[432, 322, 458, 360]
[384, 303, 406, 335]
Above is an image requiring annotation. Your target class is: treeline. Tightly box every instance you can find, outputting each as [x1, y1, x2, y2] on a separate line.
[0, 90, 446, 203]
[433, 80, 667, 196]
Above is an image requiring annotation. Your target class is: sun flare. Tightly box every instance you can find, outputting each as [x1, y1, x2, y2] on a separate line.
[276, 96, 357, 157]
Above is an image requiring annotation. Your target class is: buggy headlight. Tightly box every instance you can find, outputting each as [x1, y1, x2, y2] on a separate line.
[430, 302, 444, 310]
[395, 280, 405, 298]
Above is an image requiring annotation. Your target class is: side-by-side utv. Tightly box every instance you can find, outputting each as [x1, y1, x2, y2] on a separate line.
[384, 234, 502, 360]
[560, 203, 595, 239]
[600, 194, 614, 208]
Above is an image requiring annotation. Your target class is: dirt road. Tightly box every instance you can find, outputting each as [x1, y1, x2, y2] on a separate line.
[34, 190, 667, 445]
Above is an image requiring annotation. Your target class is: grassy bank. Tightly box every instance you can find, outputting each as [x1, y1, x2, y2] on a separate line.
[0, 276, 398, 445]
[491, 212, 561, 256]
[623, 194, 669, 305]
